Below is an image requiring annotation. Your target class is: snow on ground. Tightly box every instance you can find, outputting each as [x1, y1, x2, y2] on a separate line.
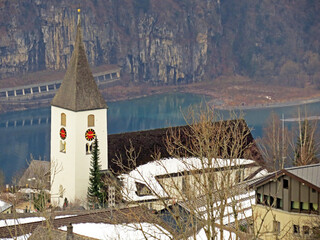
[121, 157, 256, 201]
[188, 227, 237, 240]
[59, 222, 171, 240]
[198, 191, 255, 226]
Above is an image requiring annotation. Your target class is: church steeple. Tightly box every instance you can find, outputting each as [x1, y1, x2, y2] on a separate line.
[50, 10, 108, 207]
[51, 9, 107, 111]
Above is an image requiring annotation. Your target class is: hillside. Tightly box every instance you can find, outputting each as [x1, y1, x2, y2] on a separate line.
[0, 0, 320, 87]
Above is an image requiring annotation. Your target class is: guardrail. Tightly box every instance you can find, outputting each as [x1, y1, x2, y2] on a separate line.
[0, 116, 50, 128]
[0, 69, 120, 101]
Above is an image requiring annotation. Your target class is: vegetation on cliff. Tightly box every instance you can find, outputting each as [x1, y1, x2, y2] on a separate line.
[0, 0, 320, 88]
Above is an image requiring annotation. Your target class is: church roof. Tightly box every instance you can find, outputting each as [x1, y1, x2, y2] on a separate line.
[51, 12, 107, 111]
[108, 120, 265, 174]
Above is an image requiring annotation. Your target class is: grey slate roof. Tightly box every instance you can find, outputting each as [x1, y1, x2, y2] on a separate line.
[51, 14, 107, 111]
[286, 163, 320, 188]
[249, 163, 320, 190]
[18, 160, 50, 189]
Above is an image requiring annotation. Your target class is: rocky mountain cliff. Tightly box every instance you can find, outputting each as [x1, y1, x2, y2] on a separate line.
[0, 0, 320, 86]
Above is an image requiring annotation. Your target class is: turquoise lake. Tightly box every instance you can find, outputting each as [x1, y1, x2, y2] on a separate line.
[0, 92, 320, 183]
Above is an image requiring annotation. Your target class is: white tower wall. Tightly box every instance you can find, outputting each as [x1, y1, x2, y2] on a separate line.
[50, 106, 108, 206]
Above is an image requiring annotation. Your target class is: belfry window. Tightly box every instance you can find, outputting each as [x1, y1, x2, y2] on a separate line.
[86, 143, 93, 155]
[60, 140, 66, 153]
[88, 114, 95, 127]
[61, 113, 66, 126]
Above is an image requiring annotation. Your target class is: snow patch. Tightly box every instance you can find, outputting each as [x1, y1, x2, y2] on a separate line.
[59, 222, 171, 240]
[55, 215, 76, 219]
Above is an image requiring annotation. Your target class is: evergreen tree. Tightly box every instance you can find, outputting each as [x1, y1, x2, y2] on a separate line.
[33, 191, 49, 211]
[87, 138, 105, 208]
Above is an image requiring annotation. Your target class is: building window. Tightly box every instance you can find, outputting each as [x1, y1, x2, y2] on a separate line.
[86, 143, 93, 155]
[88, 114, 95, 127]
[276, 198, 283, 209]
[312, 188, 316, 193]
[301, 202, 309, 212]
[310, 203, 318, 211]
[303, 226, 310, 235]
[269, 196, 275, 207]
[60, 140, 66, 153]
[291, 201, 299, 210]
[293, 225, 300, 235]
[273, 221, 280, 233]
[262, 195, 274, 206]
[135, 182, 152, 196]
[302, 202, 309, 210]
[256, 193, 262, 204]
[61, 113, 66, 126]
[283, 179, 289, 189]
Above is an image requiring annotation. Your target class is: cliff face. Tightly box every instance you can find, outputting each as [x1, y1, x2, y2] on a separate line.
[0, 0, 320, 86]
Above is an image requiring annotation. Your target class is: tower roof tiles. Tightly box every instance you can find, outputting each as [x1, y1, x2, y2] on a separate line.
[51, 13, 107, 111]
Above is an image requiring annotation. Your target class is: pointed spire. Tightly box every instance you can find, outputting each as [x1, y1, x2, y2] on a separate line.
[51, 9, 107, 111]
[77, 8, 81, 25]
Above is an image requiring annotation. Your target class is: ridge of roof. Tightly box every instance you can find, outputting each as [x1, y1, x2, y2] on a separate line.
[51, 12, 107, 111]
[285, 163, 320, 188]
[284, 162, 320, 171]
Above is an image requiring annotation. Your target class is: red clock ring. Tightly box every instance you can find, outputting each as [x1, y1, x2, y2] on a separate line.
[85, 129, 96, 141]
[60, 127, 67, 140]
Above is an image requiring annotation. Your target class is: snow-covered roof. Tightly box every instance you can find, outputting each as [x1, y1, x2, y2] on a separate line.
[0, 215, 76, 228]
[0, 200, 12, 213]
[121, 157, 257, 202]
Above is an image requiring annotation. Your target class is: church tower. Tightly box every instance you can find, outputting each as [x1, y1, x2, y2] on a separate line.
[50, 10, 108, 206]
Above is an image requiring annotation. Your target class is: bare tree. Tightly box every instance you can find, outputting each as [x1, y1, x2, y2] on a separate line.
[0, 170, 5, 191]
[294, 110, 319, 166]
[257, 112, 290, 171]
[110, 106, 263, 239]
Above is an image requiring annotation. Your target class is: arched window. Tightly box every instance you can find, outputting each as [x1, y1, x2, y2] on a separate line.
[60, 140, 66, 153]
[61, 113, 66, 126]
[86, 143, 93, 155]
[88, 114, 95, 127]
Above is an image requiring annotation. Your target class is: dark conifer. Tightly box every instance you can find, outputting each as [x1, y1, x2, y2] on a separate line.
[87, 138, 104, 208]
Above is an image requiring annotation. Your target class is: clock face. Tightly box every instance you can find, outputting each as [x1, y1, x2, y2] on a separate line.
[60, 128, 67, 140]
[85, 129, 96, 141]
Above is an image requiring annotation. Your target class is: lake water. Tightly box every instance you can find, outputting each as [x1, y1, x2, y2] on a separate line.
[1, 92, 320, 183]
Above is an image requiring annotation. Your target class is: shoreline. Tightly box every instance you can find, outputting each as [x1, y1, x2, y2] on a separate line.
[213, 96, 320, 111]
[2, 81, 320, 114]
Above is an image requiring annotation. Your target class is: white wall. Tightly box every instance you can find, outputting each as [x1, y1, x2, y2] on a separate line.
[50, 106, 108, 206]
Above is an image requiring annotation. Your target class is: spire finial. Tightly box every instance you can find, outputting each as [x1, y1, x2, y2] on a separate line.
[77, 8, 81, 25]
